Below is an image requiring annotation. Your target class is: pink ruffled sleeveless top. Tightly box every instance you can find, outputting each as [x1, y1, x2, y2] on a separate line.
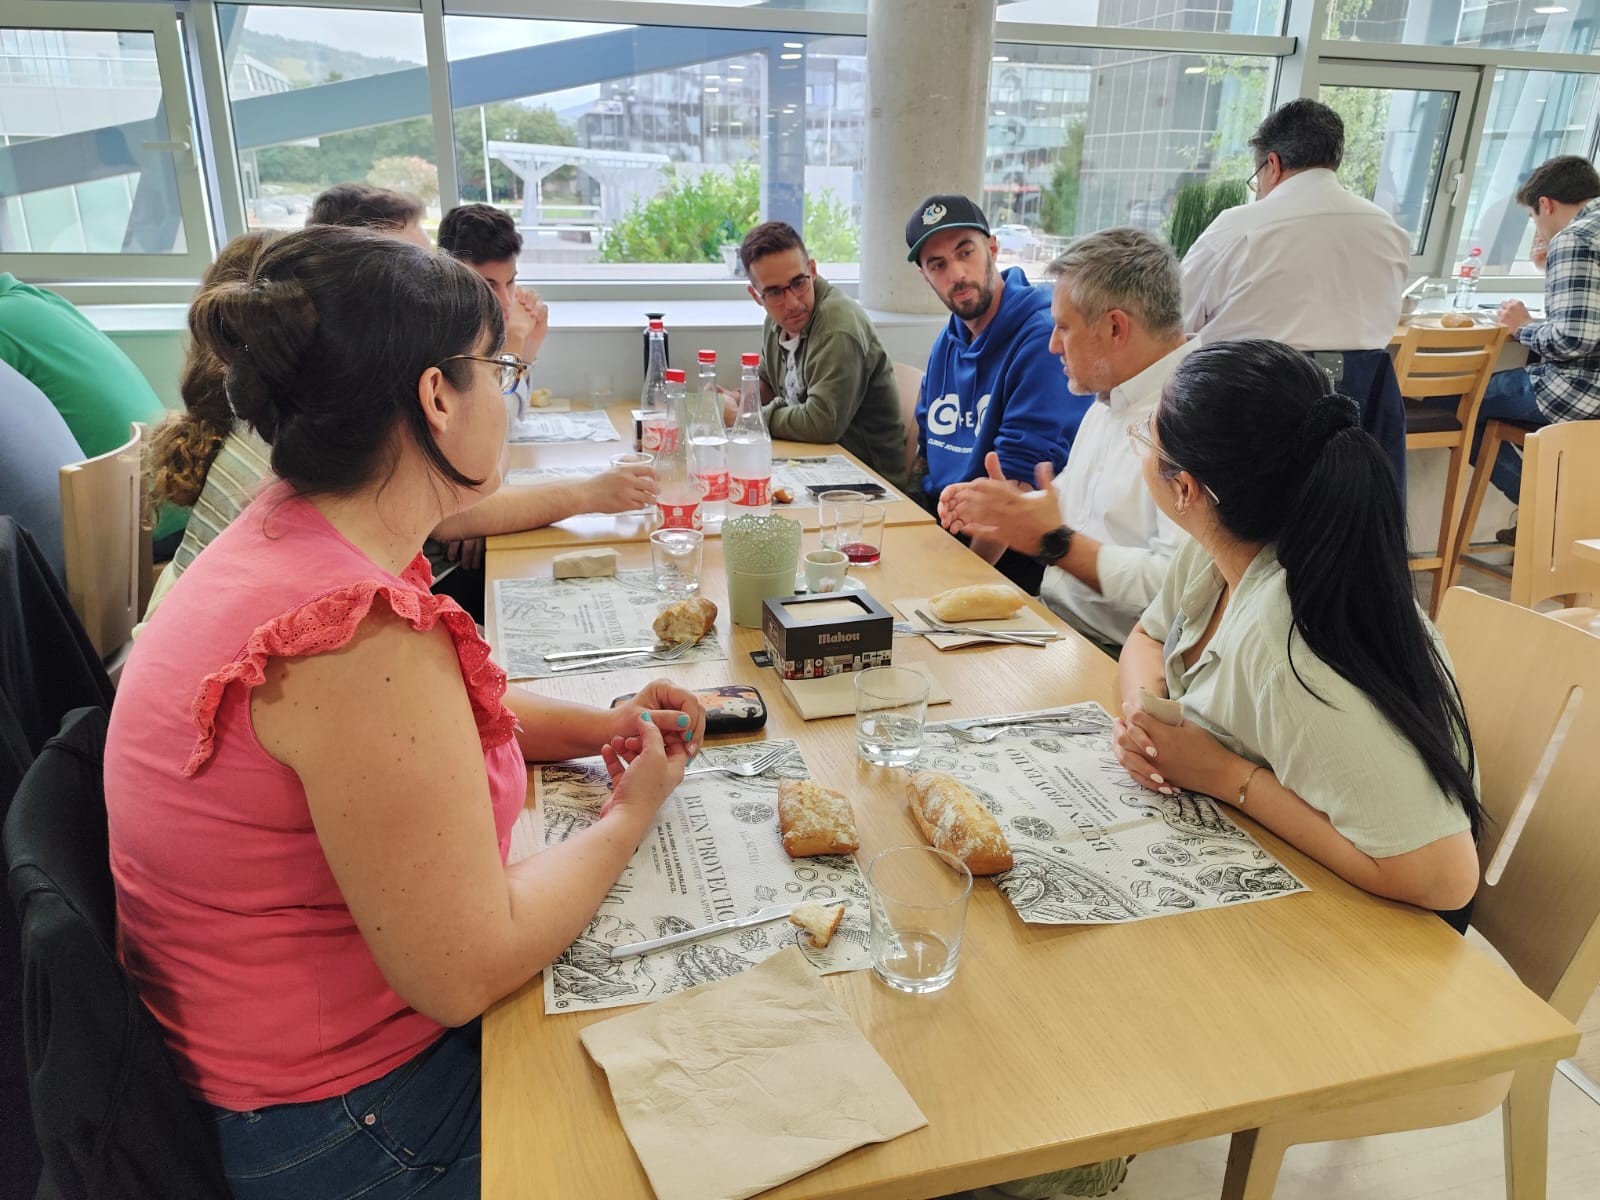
[105, 481, 526, 1109]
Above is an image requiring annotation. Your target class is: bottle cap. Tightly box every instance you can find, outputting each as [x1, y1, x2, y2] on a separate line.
[741, 352, 760, 367]
[649, 319, 665, 332]
[1471, 246, 1482, 254]
[664, 368, 686, 383]
[698, 349, 717, 363]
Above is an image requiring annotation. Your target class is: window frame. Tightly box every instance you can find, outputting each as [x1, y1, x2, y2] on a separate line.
[2, 0, 217, 281]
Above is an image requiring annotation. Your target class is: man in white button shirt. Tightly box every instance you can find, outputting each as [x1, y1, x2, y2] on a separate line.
[1181, 99, 1411, 494]
[939, 227, 1192, 649]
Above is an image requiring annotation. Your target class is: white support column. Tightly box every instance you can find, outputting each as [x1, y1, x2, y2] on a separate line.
[859, 0, 997, 313]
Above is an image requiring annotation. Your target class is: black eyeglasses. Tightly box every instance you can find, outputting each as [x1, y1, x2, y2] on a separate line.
[439, 352, 530, 393]
[1246, 159, 1268, 195]
[756, 272, 814, 304]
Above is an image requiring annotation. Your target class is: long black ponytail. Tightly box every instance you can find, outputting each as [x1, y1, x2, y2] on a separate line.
[1157, 339, 1482, 838]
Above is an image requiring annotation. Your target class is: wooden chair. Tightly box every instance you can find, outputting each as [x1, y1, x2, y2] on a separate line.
[1444, 417, 1539, 592]
[1505, 421, 1600, 609]
[1391, 324, 1504, 616]
[59, 424, 147, 680]
[1220, 586, 1600, 1200]
[892, 360, 925, 486]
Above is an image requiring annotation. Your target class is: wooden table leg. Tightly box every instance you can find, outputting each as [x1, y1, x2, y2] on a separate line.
[1502, 1059, 1557, 1200]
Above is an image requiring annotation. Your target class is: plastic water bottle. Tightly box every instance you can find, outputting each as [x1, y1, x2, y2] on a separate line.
[727, 352, 772, 516]
[640, 319, 675, 453]
[654, 369, 702, 531]
[688, 349, 729, 530]
[1454, 246, 1483, 309]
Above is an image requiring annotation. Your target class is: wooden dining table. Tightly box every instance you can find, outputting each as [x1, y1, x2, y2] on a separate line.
[490, 401, 932, 552]
[481, 510, 1578, 1198]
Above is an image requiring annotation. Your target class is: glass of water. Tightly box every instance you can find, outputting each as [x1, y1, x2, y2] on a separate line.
[854, 666, 929, 767]
[650, 528, 703, 597]
[817, 489, 870, 552]
[867, 845, 972, 994]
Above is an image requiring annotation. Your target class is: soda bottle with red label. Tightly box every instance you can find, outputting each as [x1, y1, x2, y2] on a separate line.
[654, 368, 702, 530]
[727, 352, 771, 516]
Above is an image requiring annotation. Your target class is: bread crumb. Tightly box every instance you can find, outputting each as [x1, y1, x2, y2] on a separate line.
[789, 902, 845, 948]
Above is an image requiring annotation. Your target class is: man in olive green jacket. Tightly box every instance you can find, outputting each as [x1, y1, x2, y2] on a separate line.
[737, 222, 906, 488]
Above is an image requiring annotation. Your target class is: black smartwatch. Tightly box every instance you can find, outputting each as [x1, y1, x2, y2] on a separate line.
[1034, 525, 1073, 567]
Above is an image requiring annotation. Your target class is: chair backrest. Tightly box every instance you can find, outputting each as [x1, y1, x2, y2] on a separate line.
[892, 361, 925, 482]
[58, 423, 144, 661]
[1438, 587, 1600, 1021]
[4, 707, 230, 1199]
[1391, 324, 1504, 428]
[1511, 419, 1600, 608]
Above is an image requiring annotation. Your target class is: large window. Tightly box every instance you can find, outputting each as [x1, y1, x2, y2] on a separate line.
[1328, 0, 1600, 55]
[442, 15, 864, 278]
[0, 2, 214, 279]
[1459, 68, 1600, 269]
[217, 5, 437, 232]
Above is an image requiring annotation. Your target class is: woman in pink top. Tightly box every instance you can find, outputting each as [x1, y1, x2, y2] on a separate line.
[105, 226, 703, 1200]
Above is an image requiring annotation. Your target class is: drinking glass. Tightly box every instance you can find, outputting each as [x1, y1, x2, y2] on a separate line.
[650, 528, 703, 597]
[854, 666, 929, 767]
[589, 372, 615, 409]
[834, 502, 884, 566]
[867, 845, 972, 994]
[1417, 282, 1450, 315]
[817, 489, 870, 552]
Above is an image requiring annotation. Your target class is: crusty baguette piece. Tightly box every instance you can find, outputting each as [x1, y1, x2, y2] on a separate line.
[906, 770, 1013, 875]
[927, 584, 1026, 624]
[777, 779, 860, 858]
[789, 902, 845, 948]
[652, 597, 718, 645]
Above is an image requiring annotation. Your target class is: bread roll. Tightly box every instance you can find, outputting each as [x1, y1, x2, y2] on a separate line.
[653, 597, 717, 644]
[928, 584, 1026, 623]
[777, 779, 860, 858]
[1440, 312, 1475, 328]
[789, 902, 845, 948]
[906, 771, 1013, 875]
[528, 386, 553, 408]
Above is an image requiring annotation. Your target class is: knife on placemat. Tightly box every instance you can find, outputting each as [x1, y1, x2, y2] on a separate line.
[608, 902, 805, 960]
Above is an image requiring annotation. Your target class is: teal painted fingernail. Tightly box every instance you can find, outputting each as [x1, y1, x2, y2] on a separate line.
[677, 714, 689, 728]
[640, 712, 652, 722]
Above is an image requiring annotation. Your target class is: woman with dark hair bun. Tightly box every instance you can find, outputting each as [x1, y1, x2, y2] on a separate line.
[1115, 338, 1482, 924]
[105, 225, 703, 1198]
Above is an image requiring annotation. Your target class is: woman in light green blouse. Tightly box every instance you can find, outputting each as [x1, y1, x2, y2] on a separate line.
[1115, 339, 1482, 924]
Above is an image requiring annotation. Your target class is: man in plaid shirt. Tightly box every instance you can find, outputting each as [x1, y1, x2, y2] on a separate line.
[1485, 156, 1600, 509]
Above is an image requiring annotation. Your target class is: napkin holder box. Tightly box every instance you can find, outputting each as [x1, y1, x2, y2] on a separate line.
[762, 592, 892, 680]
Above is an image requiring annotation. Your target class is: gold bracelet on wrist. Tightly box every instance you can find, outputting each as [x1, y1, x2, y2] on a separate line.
[1236, 764, 1263, 808]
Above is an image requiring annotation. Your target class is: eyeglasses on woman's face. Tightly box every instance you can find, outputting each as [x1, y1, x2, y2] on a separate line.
[757, 272, 814, 304]
[439, 352, 531, 395]
[1126, 412, 1221, 506]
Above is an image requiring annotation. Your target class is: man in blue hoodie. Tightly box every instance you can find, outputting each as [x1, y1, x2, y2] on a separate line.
[907, 194, 1092, 590]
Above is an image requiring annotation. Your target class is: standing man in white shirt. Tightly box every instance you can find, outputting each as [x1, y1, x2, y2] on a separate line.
[939, 227, 1193, 649]
[1181, 99, 1411, 495]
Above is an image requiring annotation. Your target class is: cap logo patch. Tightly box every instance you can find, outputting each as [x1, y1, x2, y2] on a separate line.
[921, 203, 948, 226]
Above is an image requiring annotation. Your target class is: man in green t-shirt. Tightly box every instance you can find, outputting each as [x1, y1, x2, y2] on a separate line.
[0, 272, 184, 541]
[734, 222, 907, 489]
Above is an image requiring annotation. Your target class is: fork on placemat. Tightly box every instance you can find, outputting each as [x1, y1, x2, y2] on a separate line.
[682, 747, 788, 779]
[935, 712, 1104, 743]
[911, 608, 1055, 647]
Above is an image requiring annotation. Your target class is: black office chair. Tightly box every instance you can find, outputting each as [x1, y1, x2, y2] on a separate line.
[4, 707, 229, 1200]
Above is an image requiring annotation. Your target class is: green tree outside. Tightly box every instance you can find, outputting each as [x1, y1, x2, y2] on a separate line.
[1038, 119, 1085, 237]
[598, 161, 860, 264]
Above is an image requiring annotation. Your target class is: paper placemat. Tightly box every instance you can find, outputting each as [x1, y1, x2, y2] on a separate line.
[509, 409, 620, 444]
[892, 596, 1060, 650]
[493, 572, 726, 679]
[921, 702, 1308, 924]
[777, 663, 951, 721]
[538, 739, 871, 1013]
[770, 455, 891, 504]
[580, 947, 927, 1200]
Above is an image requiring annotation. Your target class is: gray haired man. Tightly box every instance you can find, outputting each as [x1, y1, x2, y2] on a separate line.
[939, 227, 1194, 648]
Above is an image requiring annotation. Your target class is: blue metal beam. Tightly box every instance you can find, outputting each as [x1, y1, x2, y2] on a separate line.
[231, 28, 793, 150]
